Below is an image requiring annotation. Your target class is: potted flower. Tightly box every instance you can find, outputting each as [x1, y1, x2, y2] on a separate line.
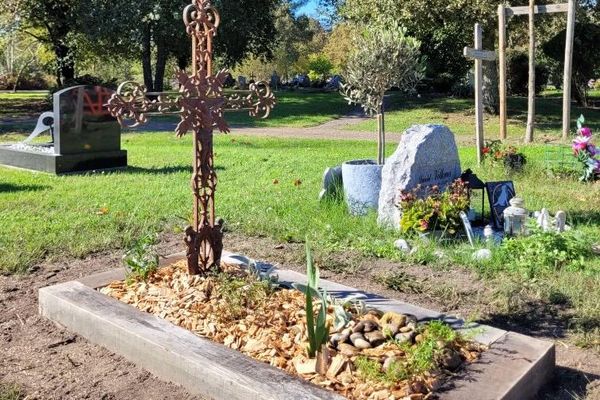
[340, 24, 423, 215]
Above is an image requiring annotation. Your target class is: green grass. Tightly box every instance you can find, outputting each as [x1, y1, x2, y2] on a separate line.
[0, 91, 50, 123]
[147, 90, 352, 129]
[349, 91, 600, 141]
[0, 384, 22, 400]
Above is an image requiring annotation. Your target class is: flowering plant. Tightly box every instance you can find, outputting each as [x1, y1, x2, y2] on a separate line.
[572, 115, 600, 182]
[397, 179, 470, 235]
[482, 140, 527, 172]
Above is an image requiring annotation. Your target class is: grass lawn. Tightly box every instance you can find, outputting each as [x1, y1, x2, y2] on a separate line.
[349, 91, 600, 142]
[225, 90, 352, 128]
[0, 91, 50, 119]
[0, 132, 599, 346]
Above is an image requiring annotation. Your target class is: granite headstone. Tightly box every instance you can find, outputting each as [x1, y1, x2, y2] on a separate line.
[0, 85, 127, 174]
[378, 125, 462, 229]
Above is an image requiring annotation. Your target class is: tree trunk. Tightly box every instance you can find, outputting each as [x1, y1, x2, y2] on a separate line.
[154, 38, 168, 92]
[482, 32, 499, 115]
[141, 24, 154, 91]
[483, 61, 499, 115]
[54, 42, 75, 86]
[377, 104, 385, 165]
[525, 0, 536, 143]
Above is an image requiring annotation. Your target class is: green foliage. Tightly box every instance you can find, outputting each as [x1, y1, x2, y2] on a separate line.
[215, 271, 274, 321]
[506, 50, 549, 96]
[292, 243, 329, 358]
[482, 140, 527, 173]
[398, 179, 470, 235]
[337, 0, 500, 86]
[497, 228, 593, 278]
[543, 23, 600, 107]
[341, 24, 422, 116]
[122, 234, 159, 283]
[307, 54, 333, 82]
[355, 320, 460, 384]
[0, 384, 22, 400]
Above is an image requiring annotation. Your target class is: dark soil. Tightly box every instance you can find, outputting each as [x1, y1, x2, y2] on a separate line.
[1, 232, 599, 399]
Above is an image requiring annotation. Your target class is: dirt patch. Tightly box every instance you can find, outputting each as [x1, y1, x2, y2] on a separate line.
[1, 232, 599, 399]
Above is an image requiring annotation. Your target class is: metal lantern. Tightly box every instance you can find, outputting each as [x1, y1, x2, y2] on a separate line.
[460, 169, 486, 225]
[503, 197, 528, 236]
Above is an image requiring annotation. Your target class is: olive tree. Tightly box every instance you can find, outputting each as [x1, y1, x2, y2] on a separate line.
[341, 24, 423, 165]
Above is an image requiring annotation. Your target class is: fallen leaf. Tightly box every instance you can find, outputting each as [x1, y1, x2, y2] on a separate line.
[96, 207, 109, 215]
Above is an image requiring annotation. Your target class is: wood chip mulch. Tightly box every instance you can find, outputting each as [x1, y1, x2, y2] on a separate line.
[100, 261, 483, 400]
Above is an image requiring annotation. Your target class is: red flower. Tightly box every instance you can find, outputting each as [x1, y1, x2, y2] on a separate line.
[419, 219, 429, 230]
[482, 147, 490, 154]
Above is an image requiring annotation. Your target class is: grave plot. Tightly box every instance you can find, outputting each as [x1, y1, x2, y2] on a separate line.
[40, 252, 555, 400]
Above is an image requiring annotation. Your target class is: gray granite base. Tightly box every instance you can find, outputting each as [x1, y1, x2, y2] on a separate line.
[0, 145, 127, 174]
[39, 253, 555, 400]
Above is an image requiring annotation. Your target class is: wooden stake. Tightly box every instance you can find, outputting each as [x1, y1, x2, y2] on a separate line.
[474, 24, 484, 165]
[525, 0, 536, 143]
[562, 0, 576, 140]
[498, 4, 508, 141]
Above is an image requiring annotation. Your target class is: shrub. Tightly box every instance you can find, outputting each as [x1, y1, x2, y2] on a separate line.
[482, 140, 527, 173]
[122, 235, 159, 283]
[506, 50, 549, 96]
[497, 228, 592, 278]
[398, 179, 470, 235]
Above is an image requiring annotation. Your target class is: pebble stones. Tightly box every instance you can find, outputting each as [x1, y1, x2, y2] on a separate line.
[329, 312, 420, 354]
[352, 320, 379, 333]
[350, 332, 372, 349]
[364, 330, 386, 347]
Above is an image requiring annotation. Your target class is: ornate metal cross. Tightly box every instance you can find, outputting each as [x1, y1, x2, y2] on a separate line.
[106, 0, 276, 275]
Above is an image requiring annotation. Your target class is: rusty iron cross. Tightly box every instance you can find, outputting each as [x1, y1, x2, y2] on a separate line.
[106, 0, 276, 275]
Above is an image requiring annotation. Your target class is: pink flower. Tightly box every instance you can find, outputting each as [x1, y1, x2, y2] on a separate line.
[580, 127, 592, 137]
[573, 136, 591, 153]
[419, 219, 429, 230]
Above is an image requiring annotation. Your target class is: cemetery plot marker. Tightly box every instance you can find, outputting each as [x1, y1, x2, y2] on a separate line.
[463, 24, 496, 165]
[107, 0, 276, 275]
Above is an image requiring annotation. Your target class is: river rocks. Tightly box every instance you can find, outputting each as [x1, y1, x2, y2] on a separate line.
[394, 239, 411, 253]
[364, 330, 386, 347]
[329, 330, 351, 347]
[350, 333, 372, 349]
[382, 323, 400, 337]
[472, 248, 492, 261]
[378, 125, 462, 229]
[338, 343, 360, 356]
[353, 320, 379, 333]
[394, 332, 415, 345]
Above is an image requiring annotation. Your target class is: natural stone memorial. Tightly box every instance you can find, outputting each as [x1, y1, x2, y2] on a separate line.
[0, 86, 127, 174]
[378, 124, 462, 229]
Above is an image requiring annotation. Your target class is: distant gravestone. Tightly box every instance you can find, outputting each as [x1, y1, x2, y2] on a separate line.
[318, 166, 343, 201]
[0, 85, 127, 174]
[377, 125, 462, 229]
[237, 76, 247, 89]
[270, 71, 280, 90]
